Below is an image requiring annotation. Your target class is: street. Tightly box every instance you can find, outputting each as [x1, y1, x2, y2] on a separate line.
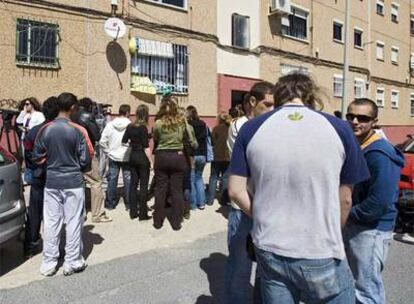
[0, 202, 413, 304]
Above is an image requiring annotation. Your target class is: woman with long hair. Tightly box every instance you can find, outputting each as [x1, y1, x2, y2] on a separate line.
[153, 97, 196, 230]
[16, 97, 45, 139]
[206, 112, 231, 205]
[122, 105, 153, 220]
[186, 105, 209, 210]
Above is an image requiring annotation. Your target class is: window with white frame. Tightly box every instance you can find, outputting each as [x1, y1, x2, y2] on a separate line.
[131, 38, 188, 93]
[16, 19, 59, 67]
[232, 13, 250, 49]
[391, 90, 399, 108]
[376, 0, 385, 15]
[391, 3, 399, 23]
[333, 75, 343, 97]
[280, 64, 309, 75]
[376, 41, 384, 60]
[376, 88, 385, 107]
[411, 93, 414, 116]
[333, 21, 343, 42]
[391, 46, 399, 64]
[281, 7, 308, 41]
[354, 28, 363, 48]
[145, 0, 186, 9]
[354, 79, 365, 98]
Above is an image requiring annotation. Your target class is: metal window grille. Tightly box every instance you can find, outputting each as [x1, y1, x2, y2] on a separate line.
[354, 80, 365, 98]
[391, 47, 399, 63]
[281, 8, 308, 40]
[16, 19, 59, 67]
[148, 0, 185, 8]
[391, 91, 399, 108]
[131, 43, 188, 94]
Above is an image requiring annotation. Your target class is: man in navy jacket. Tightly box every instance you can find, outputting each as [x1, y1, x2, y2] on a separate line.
[344, 98, 405, 304]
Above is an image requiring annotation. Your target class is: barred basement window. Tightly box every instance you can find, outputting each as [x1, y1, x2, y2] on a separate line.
[131, 39, 188, 94]
[16, 19, 59, 68]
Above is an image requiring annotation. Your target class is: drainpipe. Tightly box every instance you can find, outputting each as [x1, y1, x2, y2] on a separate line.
[341, 0, 351, 118]
[367, 0, 372, 98]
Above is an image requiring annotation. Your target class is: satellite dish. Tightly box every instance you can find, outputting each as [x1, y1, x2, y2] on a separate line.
[104, 18, 126, 39]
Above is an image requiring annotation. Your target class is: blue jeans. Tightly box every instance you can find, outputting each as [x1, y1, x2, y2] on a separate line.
[207, 161, 229, 205]
[225, 208, 255, 304]
[255, 247, 355, 304]
[344, 224, 392, 304]
[106, 159, 131, 209]
[190, 155, 206, 209]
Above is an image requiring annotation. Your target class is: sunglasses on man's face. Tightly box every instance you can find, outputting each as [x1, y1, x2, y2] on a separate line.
[25, 102, 31, 106]
[345, 113, 374, 123]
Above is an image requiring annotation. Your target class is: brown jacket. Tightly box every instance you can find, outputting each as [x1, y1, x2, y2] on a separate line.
[212, 123, 230, 162]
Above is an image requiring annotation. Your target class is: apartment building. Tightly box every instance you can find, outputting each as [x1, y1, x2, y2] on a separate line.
[259, 0, 414, 142]
[0, 0, 217, 117]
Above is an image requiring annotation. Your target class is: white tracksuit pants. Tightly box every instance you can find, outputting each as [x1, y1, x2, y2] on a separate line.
[41, 187, 85, 273]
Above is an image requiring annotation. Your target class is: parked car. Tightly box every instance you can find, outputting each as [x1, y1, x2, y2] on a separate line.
[0, 144, 25, 247]
[395, 137, 414, 233]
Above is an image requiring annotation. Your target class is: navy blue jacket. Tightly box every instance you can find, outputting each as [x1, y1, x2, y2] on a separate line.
[350, 136, 405, 231]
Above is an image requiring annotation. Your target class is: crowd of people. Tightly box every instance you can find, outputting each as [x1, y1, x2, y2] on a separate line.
[17, 71, 404, 304]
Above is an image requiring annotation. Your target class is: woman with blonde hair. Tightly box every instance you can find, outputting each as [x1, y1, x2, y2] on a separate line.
[153, 97, 196, 230]
[122, 104, 152, 221]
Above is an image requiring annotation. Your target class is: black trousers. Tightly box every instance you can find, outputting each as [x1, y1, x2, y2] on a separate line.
[154, 151, 187, 229]
[129, 151, 150, 218]
[24, 181, 44, 251]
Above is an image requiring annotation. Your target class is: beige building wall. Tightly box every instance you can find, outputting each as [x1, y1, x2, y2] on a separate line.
[259, 0, 414, 127]
[0, 0, 217, 116]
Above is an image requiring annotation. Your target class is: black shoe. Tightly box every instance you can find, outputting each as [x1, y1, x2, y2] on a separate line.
[130, 213, 139, 220]
[172, 224, 182, 231]
[183, 210, 190, 220]
[153, 222, 163, 229]
[139, 215, 152, 221]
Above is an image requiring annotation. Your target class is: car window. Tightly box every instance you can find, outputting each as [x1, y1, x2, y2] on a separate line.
[405, 140, 414, 154]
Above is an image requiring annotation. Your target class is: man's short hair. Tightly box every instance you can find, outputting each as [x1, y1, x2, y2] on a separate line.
[79, 97, 94, 113]
[119, 104, 131, 116]
[250, 81, 274, 102]
[42, 96, 59, 121]
[348, 98, 378, 118]
[57, 92, 78, 112]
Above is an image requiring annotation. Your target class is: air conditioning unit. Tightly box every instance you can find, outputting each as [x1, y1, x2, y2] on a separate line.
[270, 0, 291, 15]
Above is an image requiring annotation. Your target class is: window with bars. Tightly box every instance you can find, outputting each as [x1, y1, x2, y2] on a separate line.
[376, 88, 385, 107]
[354, 79, 365, 98]
[16, 19, 59, 67]
[131, 40, 188, 94]
[232, 13, 250, 49]
[391, 90, 399, 108]
[333, 75, 343, 97]
[281, 7, 308, 41]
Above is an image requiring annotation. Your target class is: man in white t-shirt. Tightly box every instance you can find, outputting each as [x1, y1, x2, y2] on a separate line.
[225, 81, 274, 304]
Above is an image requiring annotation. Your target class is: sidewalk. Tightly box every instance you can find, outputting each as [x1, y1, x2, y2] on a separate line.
[0, 198, 229, 289]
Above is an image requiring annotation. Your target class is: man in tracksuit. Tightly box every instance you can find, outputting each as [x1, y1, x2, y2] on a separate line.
[34, 92, 93, 276]
[344, 98, 405, 304]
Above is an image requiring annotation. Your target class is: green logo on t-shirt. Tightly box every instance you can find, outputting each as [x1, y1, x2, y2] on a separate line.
[288, 112, 304, 121]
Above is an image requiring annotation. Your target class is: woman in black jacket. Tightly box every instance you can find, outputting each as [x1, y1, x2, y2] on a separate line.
[186, 105, 208, 210]
[122, 105, 153, 220]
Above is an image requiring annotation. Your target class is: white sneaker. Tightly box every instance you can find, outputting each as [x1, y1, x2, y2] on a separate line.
[40, 266, 57, 277]
[401, 233, 414, 244]
[63, 262, 88, 276]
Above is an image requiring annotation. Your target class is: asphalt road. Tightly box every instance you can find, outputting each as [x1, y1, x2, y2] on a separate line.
[0, 232, 413, 304]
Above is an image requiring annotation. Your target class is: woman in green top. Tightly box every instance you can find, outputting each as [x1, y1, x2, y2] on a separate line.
[153, 97, 193, 230]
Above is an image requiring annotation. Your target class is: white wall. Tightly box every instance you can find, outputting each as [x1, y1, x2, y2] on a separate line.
[217, 0, 260, 79]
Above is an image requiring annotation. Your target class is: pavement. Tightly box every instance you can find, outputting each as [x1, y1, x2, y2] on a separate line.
[1, 196, 414, 303]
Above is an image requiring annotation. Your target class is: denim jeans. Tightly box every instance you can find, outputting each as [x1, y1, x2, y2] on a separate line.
[225, 208, 255, 304]
[105, 159, 131, 209]
[255, 247, 355, 304]
[190, 155, 206, 209]
[344, 224, 393, 304]
[206, 161, 229, 205]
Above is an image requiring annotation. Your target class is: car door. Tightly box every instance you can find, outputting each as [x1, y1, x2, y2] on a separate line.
[0, 146, 21, 213]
